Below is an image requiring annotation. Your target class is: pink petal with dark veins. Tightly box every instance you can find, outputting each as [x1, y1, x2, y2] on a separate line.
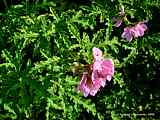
[78, 74, 90, 97]
[122, 27, 133, 42]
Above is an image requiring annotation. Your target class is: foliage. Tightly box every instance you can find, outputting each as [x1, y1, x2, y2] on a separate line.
[0, 0, 160, 119]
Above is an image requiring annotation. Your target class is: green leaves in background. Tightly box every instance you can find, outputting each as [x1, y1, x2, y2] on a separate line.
[0, 0, 160, 119]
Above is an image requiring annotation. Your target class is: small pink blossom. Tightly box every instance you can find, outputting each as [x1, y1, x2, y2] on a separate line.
[112, 17, 123, 27]
[78, 47, 114, 97]
[112, 6, 125, 27]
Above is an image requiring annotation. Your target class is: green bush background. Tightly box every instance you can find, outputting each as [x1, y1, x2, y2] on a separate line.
[0, 0, 160, 119]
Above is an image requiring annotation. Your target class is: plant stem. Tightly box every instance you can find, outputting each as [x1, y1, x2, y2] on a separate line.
[3, 0, 8, 9]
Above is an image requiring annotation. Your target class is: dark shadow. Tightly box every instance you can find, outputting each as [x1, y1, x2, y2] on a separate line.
[145, 6, 160, 34]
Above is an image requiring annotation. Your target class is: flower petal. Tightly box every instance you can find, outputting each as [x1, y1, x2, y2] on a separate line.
[112, 17, 122, 27]
[101, 59, 114, 76]
[92, 58, 114, 89]
[106, 75, 112, 81]
[115, 19, 122, 27]
[92, 47, 103, 61]
[90, 85, 100, 96]
[122, 27, 133, 42]
[79, 74, 90, 97]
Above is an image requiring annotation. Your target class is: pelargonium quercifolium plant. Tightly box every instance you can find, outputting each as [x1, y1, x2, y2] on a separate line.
[0, 0, 160, 120]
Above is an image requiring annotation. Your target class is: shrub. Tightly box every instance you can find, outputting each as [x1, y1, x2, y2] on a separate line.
[0, 0, 160, 119]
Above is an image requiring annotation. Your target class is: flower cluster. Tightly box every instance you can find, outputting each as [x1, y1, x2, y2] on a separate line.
[78, 47, 114, 97]
[122, 22, 148, 42]
[112, 6, 148, 41]
[78, 6, 148, 97]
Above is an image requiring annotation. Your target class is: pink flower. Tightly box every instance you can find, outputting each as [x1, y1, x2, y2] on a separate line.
[121, 27, 134, 42]
[112, 6, 125, 27]
[78, 47, 114, 97]
[122, 22, 147, 41]
[132, 22, 147, 37]
[112, 17, 123, 27]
